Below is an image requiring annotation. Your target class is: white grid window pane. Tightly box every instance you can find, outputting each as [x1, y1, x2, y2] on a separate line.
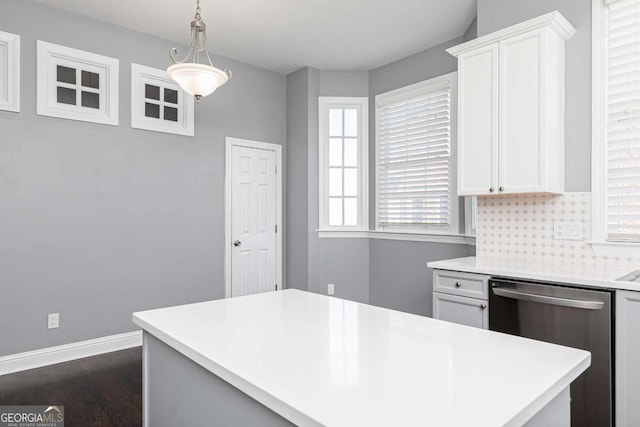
[344, 198, 358, 226]
[377, 83, 452, 228]
[320, 98, 367, 230]
[329, 168, 343, 196]
[606, 0, 640, 241]
[344, 109, 358, 137]
[344, 138, 358, 167]
[329, 198, 343, 226]
[329, 109, 343, 136]
[344, 168, 358, 196]
[320, 100, 365, 230]
[329, 138, 343, 166]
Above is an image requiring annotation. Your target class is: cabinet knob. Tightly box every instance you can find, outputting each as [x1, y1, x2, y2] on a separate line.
[480, 304, 487, 310]
[455, 281, 462, 288]
[489, 187, 495, 193]
[499, 186, 505, 192]
[233, 240, 242, 247]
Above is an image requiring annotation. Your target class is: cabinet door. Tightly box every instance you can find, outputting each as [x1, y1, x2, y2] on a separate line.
[457, 43, 499, 196]
[498, 29, 545, 193]
[433, 292, 488, 329]
[617, 291, 640, 426]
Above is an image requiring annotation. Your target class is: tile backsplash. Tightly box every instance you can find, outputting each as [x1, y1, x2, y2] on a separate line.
[476, 192, 640, 273]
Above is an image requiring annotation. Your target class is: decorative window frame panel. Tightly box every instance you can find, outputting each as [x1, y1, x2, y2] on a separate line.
[0, 30, 20, 112]
[131, 64, 194, 137]
[37, 41, 118, 126]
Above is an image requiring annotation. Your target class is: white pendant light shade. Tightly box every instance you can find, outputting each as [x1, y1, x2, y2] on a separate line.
[167, 63, 230, 101]
[167, 0, 231, 103]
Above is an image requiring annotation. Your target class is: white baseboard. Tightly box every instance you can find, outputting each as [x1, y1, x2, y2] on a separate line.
[0, 330, 142, 376]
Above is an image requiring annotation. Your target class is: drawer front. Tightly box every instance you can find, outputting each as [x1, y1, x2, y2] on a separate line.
[433, 292, 489, 329]
[433, 270, 489, 299]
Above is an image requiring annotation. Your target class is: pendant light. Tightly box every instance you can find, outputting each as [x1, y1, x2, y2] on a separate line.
[167, 0, 231, 102]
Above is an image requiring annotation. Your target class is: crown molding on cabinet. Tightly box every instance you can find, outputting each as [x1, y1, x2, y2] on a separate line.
[446, 10, 576, 57]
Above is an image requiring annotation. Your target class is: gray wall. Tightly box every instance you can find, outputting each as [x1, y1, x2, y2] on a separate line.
[367, 36, 471, 316]
[370, 241, 473, 316]
[0, 0, 286, 356]
[1, 0, 587, 357]
[464, 17, 478, 42]
[285, 29, 481, 313]
[285, 68, 309, 291]
[308, 71, 370, 303]
[477, 0, 591, 192]
[285, 69, 370, 302]
[319, 71, 370, 97]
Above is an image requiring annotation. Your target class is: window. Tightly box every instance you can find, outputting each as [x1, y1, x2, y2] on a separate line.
[0, 30, 20, 112]
[131, 64, 194, 136]
[465, 197, 477, 236]
[318, 97, 369, 231]
[375, 72, 458, 234]
[37, 41, 118, 126]
[593, 0, 640, 244]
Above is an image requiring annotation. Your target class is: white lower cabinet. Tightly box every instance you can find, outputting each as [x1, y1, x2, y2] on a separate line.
[433, 292, 488, 329]
[616, 290, 640, 426]
[432, 270, 490, 329]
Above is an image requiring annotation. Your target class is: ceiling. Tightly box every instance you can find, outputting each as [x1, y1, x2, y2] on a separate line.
[34, 0, 477, 74]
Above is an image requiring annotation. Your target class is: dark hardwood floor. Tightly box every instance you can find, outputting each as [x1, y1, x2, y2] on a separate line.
[0, 347, 142, 427]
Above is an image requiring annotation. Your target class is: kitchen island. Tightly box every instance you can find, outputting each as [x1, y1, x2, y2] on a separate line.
[132, 289, 590, 426]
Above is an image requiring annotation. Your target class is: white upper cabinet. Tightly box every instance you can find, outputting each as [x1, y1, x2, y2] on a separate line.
[457, 44, 499, 195]
[448, 12, 575, 196]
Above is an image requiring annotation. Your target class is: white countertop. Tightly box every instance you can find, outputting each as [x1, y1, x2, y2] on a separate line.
[427, 256, 640, 292]
[133, 289, 590, 427]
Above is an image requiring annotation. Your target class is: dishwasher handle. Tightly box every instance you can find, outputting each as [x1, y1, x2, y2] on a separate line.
[492, 287, 605, 310]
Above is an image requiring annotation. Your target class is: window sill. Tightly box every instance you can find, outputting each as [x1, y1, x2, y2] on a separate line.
[317, 229, 476, 245]
[590, 241, 640, 258]
[316, 230, 370, 239]
[370, 231, 475, 245]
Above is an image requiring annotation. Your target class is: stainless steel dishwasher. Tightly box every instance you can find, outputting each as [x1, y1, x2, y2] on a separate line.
[489, 279, 613, 427]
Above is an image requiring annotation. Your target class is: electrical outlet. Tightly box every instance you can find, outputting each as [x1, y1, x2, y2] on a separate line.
[48, 313, 59, 329]
[553, 221, 584, 241]
[327, 284, 335, 295]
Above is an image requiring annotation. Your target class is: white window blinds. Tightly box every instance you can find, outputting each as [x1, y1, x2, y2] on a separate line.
[377, 76, 454, 229]
[606, 0, 640, 241]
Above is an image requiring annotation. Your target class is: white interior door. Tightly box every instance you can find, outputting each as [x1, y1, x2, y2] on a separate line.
[230, 145, 277, 297]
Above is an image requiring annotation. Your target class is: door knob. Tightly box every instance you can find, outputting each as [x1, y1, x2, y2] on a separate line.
[480, 304, 487, 310]
[233, 240, 242, 247]
[499, 186, 505, 192]
[489, 187, 495, 193]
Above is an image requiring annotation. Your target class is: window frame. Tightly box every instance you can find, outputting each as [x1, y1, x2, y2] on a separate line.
[374, 72, 459, 235]
[318, 96, 369, 232]
[0, 30, 20, 113]
[591, 0, 640, 256]
[465, 197, 477, 237]
[131, 63, 194, 137]
[36, 41, 118, 126]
